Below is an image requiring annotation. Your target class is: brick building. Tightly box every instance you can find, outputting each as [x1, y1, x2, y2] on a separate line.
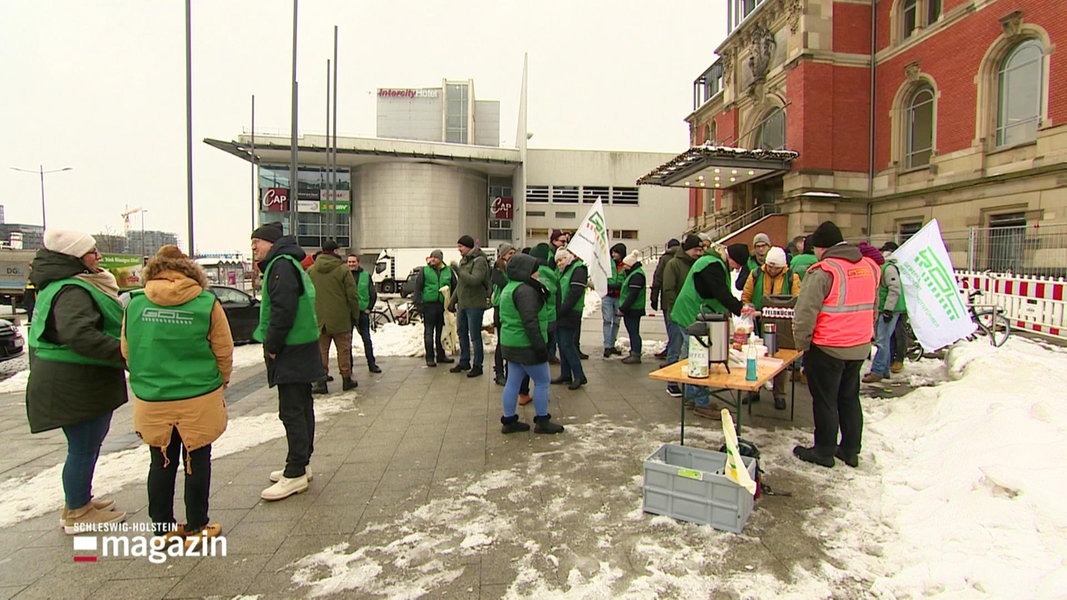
[640, 0, 1065, 261]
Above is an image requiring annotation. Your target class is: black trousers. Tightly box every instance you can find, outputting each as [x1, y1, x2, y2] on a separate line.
[422, 302, 447, 360]
[278, 382, 314, 478]
[354, 312, 377, 368]
[891, 313, 910, 362]
[148, 428, 211, 536]
[804, 345, 864, 456]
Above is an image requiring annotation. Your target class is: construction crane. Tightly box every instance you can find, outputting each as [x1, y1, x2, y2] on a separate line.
[121, 205, 143, 234]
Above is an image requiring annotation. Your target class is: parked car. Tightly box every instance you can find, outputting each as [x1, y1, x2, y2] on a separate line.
[0, 318, 25, 362]
[207, 285, 260, 345]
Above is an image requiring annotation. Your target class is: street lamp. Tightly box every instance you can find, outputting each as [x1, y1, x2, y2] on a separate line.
[9, 165, 74, 230]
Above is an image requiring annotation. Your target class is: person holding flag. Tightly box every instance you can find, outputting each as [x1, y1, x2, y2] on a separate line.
[552, 248, 588, 390]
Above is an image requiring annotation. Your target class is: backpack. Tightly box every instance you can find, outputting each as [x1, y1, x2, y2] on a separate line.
[720, 438, 763, 500]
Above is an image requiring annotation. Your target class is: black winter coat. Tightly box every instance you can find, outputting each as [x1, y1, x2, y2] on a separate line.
[500, 254, 550, 365]
[257, 236, 327, 386]
[25, 250, 128, 433]
[557, 262, 588, 330]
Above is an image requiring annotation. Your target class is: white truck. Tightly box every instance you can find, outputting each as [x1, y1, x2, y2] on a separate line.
[372, 247, 497, 296]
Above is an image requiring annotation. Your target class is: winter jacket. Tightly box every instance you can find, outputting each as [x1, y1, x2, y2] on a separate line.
[25, 249, 128, 433]
[450, 247, 491, 310]
[605, 243, 627, 299]
[121, 261, 231, 453]
[413, 264, 456, 307]
[877, 259, 906, 313]
[306, 252, 360, 334]
[256, 236, 326, 386]
[490, 263, 509, 328]
[742, 265, 801, 310]
[557, 261, 588, 330]
[650, 248, 678, 311]
[661, 250, 695, 316]
[350, 267, 378, 313]
[789, 252, 818, 281]
[618, 263, 647, 316]
[793, 243, 876, 360]
[499, 253, 550, 365]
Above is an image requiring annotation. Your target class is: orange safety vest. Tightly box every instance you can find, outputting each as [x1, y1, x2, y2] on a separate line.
[811, 256, 880, 348]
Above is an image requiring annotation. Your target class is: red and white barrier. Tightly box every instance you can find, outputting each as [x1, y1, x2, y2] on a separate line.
[956, 271, 1067, 340]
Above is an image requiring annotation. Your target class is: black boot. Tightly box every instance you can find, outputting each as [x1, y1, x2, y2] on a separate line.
[533, 414, 564, 434]
[342, 377, 358, 391]
[311, 380, 328, 395]
[793, 445, 834, 468]
[449, 363, 471, 373]
[835, 448, 859, 468]
[500, 415, 530, 434]
[466, 366, 483, 378]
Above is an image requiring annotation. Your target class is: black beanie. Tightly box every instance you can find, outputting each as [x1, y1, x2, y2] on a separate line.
[808, 221, 844, 248]
[457, 235, 475, 249]
[665, 238, 680, 249]
[681, 234, 702, 251]
[610, 243, 627, 257]
[251, 222, 284, 243]
[530, 243, 551, 261]
[321, 239, 339, 252]
[726, 243, 749, 265]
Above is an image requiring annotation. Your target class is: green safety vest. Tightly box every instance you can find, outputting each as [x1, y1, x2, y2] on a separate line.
[621, 265, 646, 311]
[789, 254, 818, 281]
[421, 265, 452, 303]
[125, 290, 222, 401]
[558, 260, 586, 314]
[28, 278, 124, 368]
[499, 280, 548, 348]
[253, 254, 320, 345]
[877, 260, 907, 313]
[491, 268, 510, 307]
[750, 268, 793, 310]
[671, 254, 729, 328]
[354, 270, 371, 311]
[537, 264, 559, 323]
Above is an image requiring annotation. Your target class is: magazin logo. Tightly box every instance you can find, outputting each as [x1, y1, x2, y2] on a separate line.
[141, 307, 195, 325]
[72, 526, 227, 564]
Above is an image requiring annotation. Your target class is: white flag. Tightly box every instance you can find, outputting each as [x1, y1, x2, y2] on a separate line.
[721, 410, 757, 495]
[566, 197, 612, 297]
[893, 219, 976, 351]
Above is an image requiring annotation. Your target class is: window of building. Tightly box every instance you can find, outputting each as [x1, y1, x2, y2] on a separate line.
[445, 83, 469, 144]
[554, 211, 576, 219]
[583, 186, 609, 203]
[755, 108, 786, 150]
[898, 222, 923, 243]
[527, 186, 549, 203]
[527, 210, 546, 217]
[709, 121, 718, 145]
[997, 39, 1044, 147]
[552, 186, 580, 203]
[901, 0, 940, 40]
[526, 228, 549, 238]
[611, 187, 640, 205]
[906, 85, 935, 169]
[987, 212, 1026, 272]
[611, 229, 639, 240]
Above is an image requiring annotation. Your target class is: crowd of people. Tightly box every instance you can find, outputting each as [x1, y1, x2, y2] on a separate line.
[22, 218, 907, 546]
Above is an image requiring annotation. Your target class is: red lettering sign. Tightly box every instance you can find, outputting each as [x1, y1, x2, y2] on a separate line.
[490, 196, 513, 219]
[261, 188, 289, 212]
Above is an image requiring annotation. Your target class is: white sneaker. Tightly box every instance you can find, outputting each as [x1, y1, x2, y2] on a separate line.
[261, 474, 309, 501]
[269, 467, 313, 483]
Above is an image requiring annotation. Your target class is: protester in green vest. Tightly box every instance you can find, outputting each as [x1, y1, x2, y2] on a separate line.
[490, 243, 517, 386]
[26, 230, 128, 533]
[347, 253, 380, 374]
[661, 235, 703, 397]
[548, 229, 569, 265]
[122, 245, 232, 541]
[250, 222, 326, 502]
[864, 252, 907, 383]
[553, 248, 588, 389]
[306, 239, 361, 393]
[617, 250, 647, 365]
[741, 246, 800, 409]
[649, 238, 681, 361]
[789, 236, 818, 281]
[413, 249, 457, 367]
[498, 253, 564, 434]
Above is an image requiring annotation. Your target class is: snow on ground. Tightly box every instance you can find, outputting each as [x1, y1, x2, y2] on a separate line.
[284, 335, 1067, 598]
[0, 395, 358, 529]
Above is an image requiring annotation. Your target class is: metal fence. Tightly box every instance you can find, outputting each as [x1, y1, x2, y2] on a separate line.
[957, 270, 1067, 341]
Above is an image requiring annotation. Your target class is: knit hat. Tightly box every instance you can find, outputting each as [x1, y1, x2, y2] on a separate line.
[251, 222, 283, 243]
[698, 232, 713, 243]
[457, 235, 475, 249]
[665, 238, 680, 249]
[44, 229, 97, 258]
[497, 242, 516, 258]
[879, 241, 899, 253]
[858, 241, 886, 265]
[610, 243, 627, 257]
[429, 249, 444, 261]
[765, 246, 788, 268]
[555, 248, 575, 267]
[753, 232, 771, 247]
[808, 221, 844, 248]
[529, 243, 552, 261]
[621, 249, 641, 267]
[549, 229, 567, 243]
[682, 234, 703, 251]
[321, 239, 339, 252]
[726, 243, 749, 266]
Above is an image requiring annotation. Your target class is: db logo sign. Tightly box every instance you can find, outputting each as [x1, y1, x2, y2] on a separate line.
[261, 188, 289, 212]
[490, 196, 513, 219]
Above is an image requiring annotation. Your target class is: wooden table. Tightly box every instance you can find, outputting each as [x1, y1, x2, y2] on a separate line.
[648, 349, 803, 445]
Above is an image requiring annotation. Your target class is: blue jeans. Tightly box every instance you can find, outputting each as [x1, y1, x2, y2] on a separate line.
[457, 307, 486, 368]
[665, 316, 684, 364]
[678, 331, 710, 407]
[557, 326, 586, 382]
[503, 361, 551, 417]
[61, 412, 113, 509]
[601, 296, 620, 349]
[871, 312, 901, 376]
[622, 313, 642, 355]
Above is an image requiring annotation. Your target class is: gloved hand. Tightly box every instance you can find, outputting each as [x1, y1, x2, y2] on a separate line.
[533, 346, 549, 364]
[881, 311, 893, 322]
[650, 298, 659, 311]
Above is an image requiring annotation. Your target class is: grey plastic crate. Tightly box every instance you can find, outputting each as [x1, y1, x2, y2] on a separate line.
[642, 443, 757, 533]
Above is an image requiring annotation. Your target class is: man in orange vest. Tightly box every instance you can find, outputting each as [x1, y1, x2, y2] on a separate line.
[791, 221, 880, 468]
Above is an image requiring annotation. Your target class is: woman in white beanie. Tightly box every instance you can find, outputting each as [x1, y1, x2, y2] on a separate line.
[617, 250, 647, 364]
[26, 230, 128, 533]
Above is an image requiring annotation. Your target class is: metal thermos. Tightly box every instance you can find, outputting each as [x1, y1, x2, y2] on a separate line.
[762, 322, 778, 357]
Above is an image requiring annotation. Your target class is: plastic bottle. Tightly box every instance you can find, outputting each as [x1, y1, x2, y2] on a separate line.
[745, 340, 758, 381]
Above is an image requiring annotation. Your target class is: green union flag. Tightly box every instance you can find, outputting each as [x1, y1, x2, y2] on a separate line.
[566, 197, 611, 296]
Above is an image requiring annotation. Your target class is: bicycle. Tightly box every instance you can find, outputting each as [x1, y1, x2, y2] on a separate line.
[370, 298, 422, 331]
[903, 288, 1011, 360]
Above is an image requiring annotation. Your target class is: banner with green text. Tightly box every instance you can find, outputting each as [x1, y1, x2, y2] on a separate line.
[566, 197, 612, 297]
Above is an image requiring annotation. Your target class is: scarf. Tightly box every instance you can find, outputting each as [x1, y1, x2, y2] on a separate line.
[74, 269, 121, 302]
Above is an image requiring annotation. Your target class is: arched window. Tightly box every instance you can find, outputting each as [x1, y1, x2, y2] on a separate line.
[703, 123, 713, 145]
[901, 0, 941, 40]
[756, 108, 785, 150]
[708, 122, 718, 145]
[906, 85, 934, 168]
[997, 39, 1044, 147]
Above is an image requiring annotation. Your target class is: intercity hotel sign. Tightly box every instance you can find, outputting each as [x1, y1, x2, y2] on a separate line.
[377, 88, 439, 99]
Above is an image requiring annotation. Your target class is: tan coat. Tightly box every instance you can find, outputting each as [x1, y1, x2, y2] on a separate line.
[741, 265, 801, 306]
[121, 259, 232, 457]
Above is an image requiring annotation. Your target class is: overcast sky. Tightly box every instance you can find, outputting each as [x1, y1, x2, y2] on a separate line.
[1, 0, 725, 254]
